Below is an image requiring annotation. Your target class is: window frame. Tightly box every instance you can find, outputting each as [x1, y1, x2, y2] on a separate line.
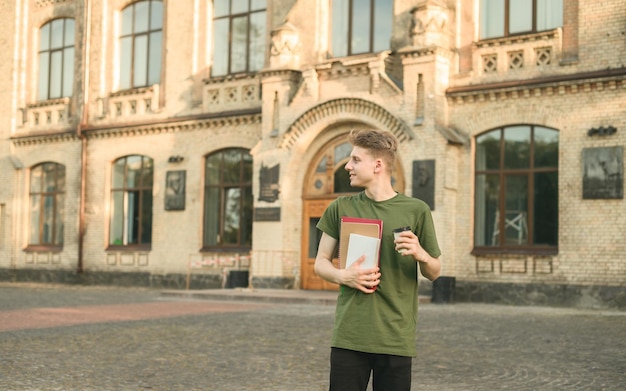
[119, 0, 164, 90]
[329, 0, 393, 58]
[37, 18, 75, 101]
[202, 148, 253, 252]
[479, 0, 563, 40]
[472, 124, 559, 256]
[211, 0, 267, 77]
[108, 155, 154, 250]
[27, 162, 65, 251]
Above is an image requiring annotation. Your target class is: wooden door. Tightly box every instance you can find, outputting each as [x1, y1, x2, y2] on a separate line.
[301, 199, 339, 291]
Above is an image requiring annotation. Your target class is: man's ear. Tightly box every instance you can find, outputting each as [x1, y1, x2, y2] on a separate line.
[374, 158, 383, 173]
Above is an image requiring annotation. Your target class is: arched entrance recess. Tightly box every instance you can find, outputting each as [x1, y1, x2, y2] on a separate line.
[300, 134, 405, 290]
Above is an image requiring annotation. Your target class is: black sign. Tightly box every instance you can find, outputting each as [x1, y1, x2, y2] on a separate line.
[254, 207, 281, 222]
[259, 163, 280, 203]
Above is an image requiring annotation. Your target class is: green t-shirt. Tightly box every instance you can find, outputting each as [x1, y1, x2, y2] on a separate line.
[316, 191, 441, 357]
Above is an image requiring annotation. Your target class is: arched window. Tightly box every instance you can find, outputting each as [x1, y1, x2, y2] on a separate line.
[119, 0, 163, 89]
[38, 18, 75, 100]
[474, 125, 558, 253]
[203, 149, 253, 250]
[29, 162, 65, 247]
[330, 0, 392, 58]
[211, 0, 266, 76]
[109, 155, 153, 247]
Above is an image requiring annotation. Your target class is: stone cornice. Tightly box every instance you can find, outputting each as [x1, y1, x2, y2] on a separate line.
[447, 68, 626, 103]
[11, 131, 78, 147]
[279, 98, 414, 150]
[82, 110, 262, 140]
[11, 110, 262, 145]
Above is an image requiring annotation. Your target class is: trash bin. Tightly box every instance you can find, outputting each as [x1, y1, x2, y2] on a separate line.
[227, 270, 249, 288]
[431, 276, 455, 304]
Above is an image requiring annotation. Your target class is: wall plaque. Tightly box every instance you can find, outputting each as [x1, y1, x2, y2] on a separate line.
[254, 207, 281, 222]
[259, 163, 280, 202]
[164, 170, 186, 211]
[582, 146, 623, 199]
[412, 160, 435, 210]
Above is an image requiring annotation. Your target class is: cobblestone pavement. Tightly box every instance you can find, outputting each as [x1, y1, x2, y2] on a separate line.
[0, 283, 624, 391]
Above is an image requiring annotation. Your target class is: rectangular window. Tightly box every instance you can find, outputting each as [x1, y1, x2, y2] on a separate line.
[480, 0, 562, 39]
[330, 0, 392, 57]
[211, 0, 266, 77]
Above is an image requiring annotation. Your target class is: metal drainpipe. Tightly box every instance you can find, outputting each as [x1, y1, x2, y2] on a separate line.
[77, 0, 92, 274]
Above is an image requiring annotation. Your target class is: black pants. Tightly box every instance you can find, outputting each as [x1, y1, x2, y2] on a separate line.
[329, 347, 412, 391]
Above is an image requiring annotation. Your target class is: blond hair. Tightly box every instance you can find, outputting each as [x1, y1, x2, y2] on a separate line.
[348, 129, 398, 173]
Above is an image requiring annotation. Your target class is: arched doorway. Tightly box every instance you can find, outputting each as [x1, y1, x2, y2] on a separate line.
[300, 134, 405, 290]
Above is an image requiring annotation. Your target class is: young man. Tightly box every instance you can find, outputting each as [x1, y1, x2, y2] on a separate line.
[314, 129, 442, 391]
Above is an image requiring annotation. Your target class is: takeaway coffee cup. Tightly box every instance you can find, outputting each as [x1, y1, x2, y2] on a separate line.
[393, 226, 412, 254]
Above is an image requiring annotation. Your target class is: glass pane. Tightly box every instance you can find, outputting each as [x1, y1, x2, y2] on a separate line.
[504, 126, 530, 169]
[150, 1, 163, 29]
[133, 35, 148, 87]
[127, 191, 139, 244]
[534, 172, 558, 245]
[148, 31, 162, 84]
[534, 127, 559, 168]
[112, 158, 126, 189]
[251, 0, 266, 11]
[140, 189, 152, 243]
[55, 194, 64, 245]
[334, 166, 353, 193]
[50, 19, 64, 49]
[480, 0, 504, 39]
[249, 11, 266, 71]
[121, 7, 133, 35]
[351, 0, 371, 54]
[214, 0, 230, 18]
[504, 175, 528, 245]
[134, 1, 150, 33]
[476, 130, 501, 170]
[474, 174, 499, 246]
[240, 185, 253, 246]
[223, 188, 241, 244]
[537, 0, 563, 30]
[30, 165, 42, 193]
[331, 0, 348, 57]
[126, 156, 143, 188]
[373, 0, 392, 52]
[509, 0, 532, 34]
[242, 152, 253, 183]
[57, 165, 66, 191]
[49, 51, 62, 98]
[212, 19, 229, 76]
[334, 142, 352, 165]
[120, 37, 132, 89]
[40, 23, 50, 51]
[308, 217, 322, 258]
[64, 19, 75, 44]
[30, 195, 41, 245]
[231, 16, 248, 73]
[43, 163, 57, 192]
[141, 157, 154, 186]
[109, 191, 124, 245]
[206, 153, 222, 185]
[232, 0, 248, 13]
[223, 150, 242, 184]
[62, 47, 74, 97]
[203, 187, 221, 246]
[38, 53, 49, 100]
[42, 195, 54, 244]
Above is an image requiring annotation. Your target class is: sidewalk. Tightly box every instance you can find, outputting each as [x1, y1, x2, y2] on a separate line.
[160, 287, 432, 306]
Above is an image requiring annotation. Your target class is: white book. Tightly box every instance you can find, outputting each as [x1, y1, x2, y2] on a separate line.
[345, 233, 381, 269]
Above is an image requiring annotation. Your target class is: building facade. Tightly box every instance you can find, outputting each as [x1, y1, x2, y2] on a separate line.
[1, 0, 624, 309]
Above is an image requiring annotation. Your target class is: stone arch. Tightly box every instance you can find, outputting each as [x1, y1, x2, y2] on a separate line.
[278, 98, 415, 150]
